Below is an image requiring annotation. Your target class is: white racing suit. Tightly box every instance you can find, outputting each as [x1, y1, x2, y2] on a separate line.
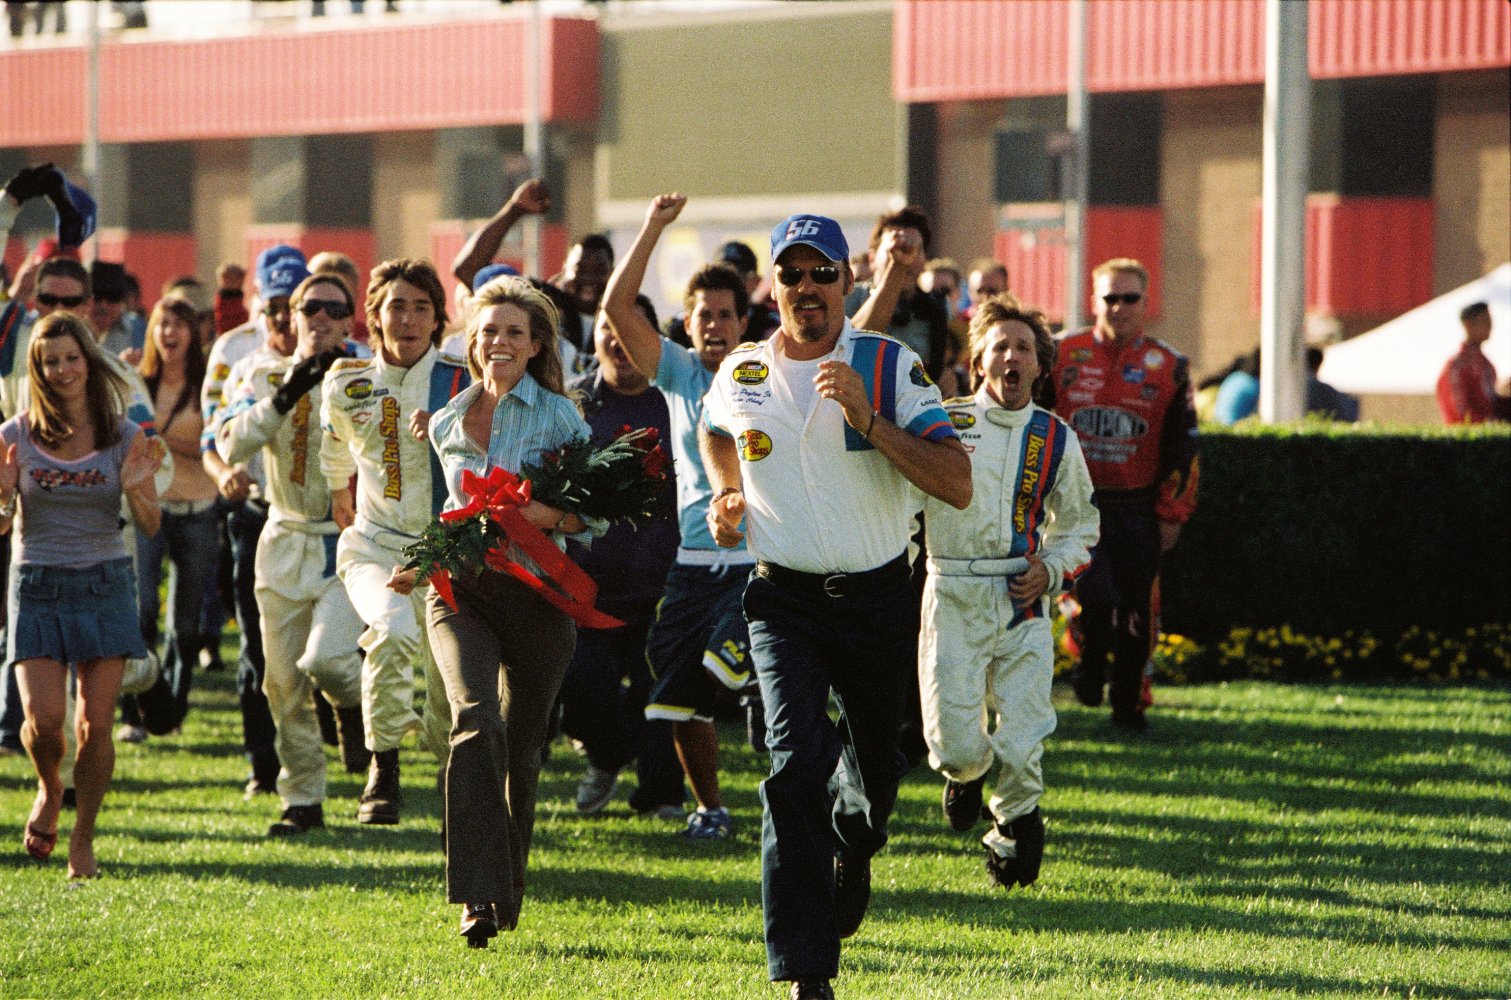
[919, 391, 1099, 825]
[320, 346, 470, 756]
[217, 347, 364, 808]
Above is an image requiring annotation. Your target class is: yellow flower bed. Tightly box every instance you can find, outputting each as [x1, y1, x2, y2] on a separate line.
[1051, 616, 1510, 683]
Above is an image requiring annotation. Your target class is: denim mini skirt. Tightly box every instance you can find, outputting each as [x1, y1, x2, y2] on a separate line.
[7, 557, 149, 667]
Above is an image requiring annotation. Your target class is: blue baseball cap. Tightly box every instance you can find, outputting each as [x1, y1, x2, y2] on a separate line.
[770, 214, 848, 265]
[256, 244, 309, 299]
[471, 262, 520, 293]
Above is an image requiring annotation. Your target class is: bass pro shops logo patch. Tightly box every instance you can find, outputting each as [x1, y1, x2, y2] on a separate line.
[738, 429, 773, 462]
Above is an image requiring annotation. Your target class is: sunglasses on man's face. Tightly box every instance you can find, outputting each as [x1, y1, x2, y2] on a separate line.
[298, 299, 353, 320]
[1101, 292, 1143, 306]
[775, 265, 841, 287]
[37, 293, 87, 309]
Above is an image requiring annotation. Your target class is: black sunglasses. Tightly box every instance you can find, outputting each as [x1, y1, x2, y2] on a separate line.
[776, 264, 841, 287]
[1101, 292, 1143, 306]
[37, 293, 87, 308]
[298, 299, 353, 320]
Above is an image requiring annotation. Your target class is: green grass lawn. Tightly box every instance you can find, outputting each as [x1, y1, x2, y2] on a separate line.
[1, 673, 1506, 999]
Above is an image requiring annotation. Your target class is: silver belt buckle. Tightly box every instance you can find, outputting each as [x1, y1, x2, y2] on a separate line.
[822, 573, 847, 598]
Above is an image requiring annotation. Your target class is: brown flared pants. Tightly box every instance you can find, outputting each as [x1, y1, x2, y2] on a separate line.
[425, 571, 576, 925]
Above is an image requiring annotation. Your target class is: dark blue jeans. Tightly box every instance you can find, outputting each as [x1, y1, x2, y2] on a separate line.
[227, 500, 277, 774]
[558, 606, 685, 810]
[744, 564, 917, 983]
[0, 533, 21, 750]
[122, 500, 220, 733]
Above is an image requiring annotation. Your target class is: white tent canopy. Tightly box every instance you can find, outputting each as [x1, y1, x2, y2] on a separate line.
[1319, 264, 1511, 396]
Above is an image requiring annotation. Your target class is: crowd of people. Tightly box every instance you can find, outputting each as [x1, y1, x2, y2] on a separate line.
[1, 163, 1213, 999]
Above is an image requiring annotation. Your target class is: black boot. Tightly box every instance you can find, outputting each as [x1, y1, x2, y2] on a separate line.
[245, 745, 280, 800]
[314, 690, 339, 747]
[358, 748, 402, 825]
[335, 706, 372, 775]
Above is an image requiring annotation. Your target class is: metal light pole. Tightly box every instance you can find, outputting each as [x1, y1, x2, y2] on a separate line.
[82, 0, 102, 264]
[1063, 0, 1089, 333]
[522, 0, 544, 279]
[1259, 0, 1310, 423]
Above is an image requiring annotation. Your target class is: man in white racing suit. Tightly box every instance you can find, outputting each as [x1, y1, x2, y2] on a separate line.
[217, 273, 370, 837]
[919, 293, 1098, 890]
[320, 258, 469, 825]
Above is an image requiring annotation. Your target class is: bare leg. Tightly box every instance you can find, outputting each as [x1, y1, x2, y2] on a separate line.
[66, 656, 124, 878]
[16, 659, 68, 859]
[672, 719, 722, 810]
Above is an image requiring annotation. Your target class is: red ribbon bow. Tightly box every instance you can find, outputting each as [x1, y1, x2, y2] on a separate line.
[425, 466, 623, 630]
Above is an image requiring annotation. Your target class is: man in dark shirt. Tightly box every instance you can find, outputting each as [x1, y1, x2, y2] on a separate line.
[559, 304, 685, 818]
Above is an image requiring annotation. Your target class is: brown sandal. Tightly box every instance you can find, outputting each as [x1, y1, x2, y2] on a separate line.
[24, 823, 58, 861]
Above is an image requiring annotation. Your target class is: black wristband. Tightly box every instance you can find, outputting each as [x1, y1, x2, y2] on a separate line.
[863, 411, 877, 440]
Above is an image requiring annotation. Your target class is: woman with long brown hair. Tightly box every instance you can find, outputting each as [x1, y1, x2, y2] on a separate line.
[118, 293, 218, 742]
[0, 312, 162, 879]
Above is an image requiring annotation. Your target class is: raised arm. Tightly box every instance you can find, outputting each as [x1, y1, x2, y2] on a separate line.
[603, 193, 687, 379]
[849, 226, 923, 333]
[451, 178, 551, 289]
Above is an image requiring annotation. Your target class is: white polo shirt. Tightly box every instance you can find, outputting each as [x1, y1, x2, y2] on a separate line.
[702, 320, 955, 575]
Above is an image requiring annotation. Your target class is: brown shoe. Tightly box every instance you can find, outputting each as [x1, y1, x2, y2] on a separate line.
[459, 903, 498, 948]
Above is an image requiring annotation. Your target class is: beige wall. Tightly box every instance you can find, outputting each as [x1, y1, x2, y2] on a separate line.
[193, 139, 251, 276]
[1159, 86, 1264, 377]
[372, 131, 438, 263]
[597, 2, 898, 214]
[1435, 69, 1511, 295]
[932, 100, 1008, 267]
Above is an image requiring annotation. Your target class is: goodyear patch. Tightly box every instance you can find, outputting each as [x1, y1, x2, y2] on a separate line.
[731, 342, 760, 354]
[1121, 365, 1146, 384]
[910, 361, 933, 388]
[345, 378, 373, 400]
[1070, 348, 1093, 363]
[212, 363, 230, 382]
[950, 410, 976, 430]
[1144, 349, 1164, 369]
[738, 429, 773, 462]
[732, 360, 769, 386]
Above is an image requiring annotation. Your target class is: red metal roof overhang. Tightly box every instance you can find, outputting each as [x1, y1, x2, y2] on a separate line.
[2, 15, 599, 147]
[894, 0, 1511, 102]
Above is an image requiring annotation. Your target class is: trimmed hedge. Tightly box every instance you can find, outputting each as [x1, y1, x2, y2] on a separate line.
[1160, 420, 1511, 642]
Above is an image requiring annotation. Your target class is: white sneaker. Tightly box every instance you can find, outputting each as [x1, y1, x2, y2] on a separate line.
[116, 724, 148, 745]
[575, 765, 620, 814]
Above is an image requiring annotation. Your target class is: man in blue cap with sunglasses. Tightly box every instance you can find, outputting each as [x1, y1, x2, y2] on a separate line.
[701, 212, 972, 1000]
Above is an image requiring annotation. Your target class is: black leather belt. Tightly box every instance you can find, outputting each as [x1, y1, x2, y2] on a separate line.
[755, 553, 909, 600]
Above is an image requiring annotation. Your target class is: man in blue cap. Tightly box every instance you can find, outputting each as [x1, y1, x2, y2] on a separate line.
[700, 212, 972, 1000]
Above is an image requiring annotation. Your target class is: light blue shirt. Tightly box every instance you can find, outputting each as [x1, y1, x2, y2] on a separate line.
[428, 373, 604, 558]
[654, 339, 744, 553]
